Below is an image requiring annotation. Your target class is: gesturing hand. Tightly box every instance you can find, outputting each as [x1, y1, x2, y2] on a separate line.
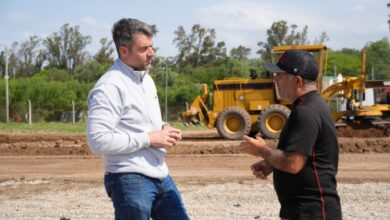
[251, 160, 273, 180]
[240, 135, 267, 157]
[148, 125, 182, 148]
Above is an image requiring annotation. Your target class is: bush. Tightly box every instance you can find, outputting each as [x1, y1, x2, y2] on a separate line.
[0, 76, 93, 122]
[73, 61, 109, 83]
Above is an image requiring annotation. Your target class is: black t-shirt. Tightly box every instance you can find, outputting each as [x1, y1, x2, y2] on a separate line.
[273, 91, 342, 220]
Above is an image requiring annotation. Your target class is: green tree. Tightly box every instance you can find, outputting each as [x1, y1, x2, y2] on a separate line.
[365, 38, 390, 79]
[152, 69, 199, 119]
[16, 35, 43, 77]
[0, 39, 45, 78]
[257, 21, 329, 61]
[257, 21, 309, 61]
[0, 50, 5, 76]
[314, 32, 330, 45]
[327, 50, 361, 77]
[285, 24, 309, 45]
[4, 42, 19, 78]
[1, 76, 94, 122]
[230, 45, 251, 60]
[388, 3, 390, 31]
[33, 68, 73, 82]
[43, 24, 91, 71]
[224, 58, 260, 78]
[73, 60, 109, 83]
[173, 24, 227, 69]
[7, 78, 30, 121]
[151, 56, 175, 73]
[94, 38, 114, 65]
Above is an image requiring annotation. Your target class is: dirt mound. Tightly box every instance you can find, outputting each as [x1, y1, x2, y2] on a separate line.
[0, 133, 90, 156]
[0, 128, 389, 156]
[338, 137, 390, 153]
[336, 125, 389, 138]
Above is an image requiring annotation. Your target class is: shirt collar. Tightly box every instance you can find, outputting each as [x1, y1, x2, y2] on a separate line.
[293, 90, 317, 108]
[115, 58, 148, 83]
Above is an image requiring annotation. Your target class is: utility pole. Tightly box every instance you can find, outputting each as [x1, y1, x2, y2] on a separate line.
[1, 45, 9, 123]
[28, 99, 32, 125]
[164, 62, 168, 122]
[72, 100, 75, 123]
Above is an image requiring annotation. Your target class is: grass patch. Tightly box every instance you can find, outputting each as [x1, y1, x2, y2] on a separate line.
[169, 121, 207, 131]
[0, 121, 207, 134]
[0, 122, 86, 134]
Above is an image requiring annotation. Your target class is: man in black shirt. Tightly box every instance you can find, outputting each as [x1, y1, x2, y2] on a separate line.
[242, 50, 342, 220]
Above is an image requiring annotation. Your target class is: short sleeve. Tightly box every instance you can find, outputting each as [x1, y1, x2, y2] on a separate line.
[282, 106, 321, 156]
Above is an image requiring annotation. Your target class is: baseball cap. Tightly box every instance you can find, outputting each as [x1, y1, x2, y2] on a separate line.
[263, 50, 318, 81]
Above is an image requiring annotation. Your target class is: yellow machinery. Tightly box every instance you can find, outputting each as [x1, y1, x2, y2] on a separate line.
[321, 50, 390, 126]
[181, 77, 287, 139]
[181, 45, 328, 140]
[181, 45, 390, 139]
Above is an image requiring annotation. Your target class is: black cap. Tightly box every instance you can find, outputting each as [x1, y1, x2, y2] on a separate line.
[263, 50, 318, 81]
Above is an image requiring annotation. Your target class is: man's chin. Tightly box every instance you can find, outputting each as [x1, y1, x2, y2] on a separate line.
[133, 64, 152, 71]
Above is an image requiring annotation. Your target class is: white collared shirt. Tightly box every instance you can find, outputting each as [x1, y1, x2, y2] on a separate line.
[87, 59, 168, 179]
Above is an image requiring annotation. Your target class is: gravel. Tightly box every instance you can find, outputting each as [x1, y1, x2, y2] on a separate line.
[0, 179, 389, 220]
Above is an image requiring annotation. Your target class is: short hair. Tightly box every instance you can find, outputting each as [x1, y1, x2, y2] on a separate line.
[303, 78, 317, 88]
[112, 18, 157, 55]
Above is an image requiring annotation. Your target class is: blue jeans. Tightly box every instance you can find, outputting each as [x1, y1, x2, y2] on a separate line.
[104, 172, 189, 220]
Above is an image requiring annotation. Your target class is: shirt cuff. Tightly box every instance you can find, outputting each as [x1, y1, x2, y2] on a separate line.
[128, 132, 150, 150]
[162, 122, 170, 129]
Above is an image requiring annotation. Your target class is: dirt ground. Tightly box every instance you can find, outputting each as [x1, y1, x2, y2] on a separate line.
[0, 128, 389, 187]
[0, 128, 389, 219]
[0, 126, 389, 156]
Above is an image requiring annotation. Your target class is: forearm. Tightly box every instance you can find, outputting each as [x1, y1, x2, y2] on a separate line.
[87, 119, 150, 154]
[258, 146, 304, 174]
[87, 99, 150, 154]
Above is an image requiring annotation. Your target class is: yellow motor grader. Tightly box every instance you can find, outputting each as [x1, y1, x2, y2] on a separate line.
[321, 50, 390, 127]
[180, 45, 390, 140]
[181, 76, 286, 139]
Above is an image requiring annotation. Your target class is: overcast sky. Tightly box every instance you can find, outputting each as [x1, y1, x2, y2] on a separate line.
[0, 0, 389, 58]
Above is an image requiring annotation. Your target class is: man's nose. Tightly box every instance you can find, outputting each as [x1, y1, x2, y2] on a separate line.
[148, 47, 155, 57]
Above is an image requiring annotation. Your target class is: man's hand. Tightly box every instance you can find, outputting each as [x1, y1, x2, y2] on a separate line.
[242, 135, 308, 174]
[148, 125, 182, 148]
[240, 135, 267, 157]
[251, 160, 273, 180]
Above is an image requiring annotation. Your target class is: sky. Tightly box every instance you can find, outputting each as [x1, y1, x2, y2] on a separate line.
[0, 0, 389, 59]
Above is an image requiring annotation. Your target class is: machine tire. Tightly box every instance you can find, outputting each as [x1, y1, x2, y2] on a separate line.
[216, 107, 252, 140]
[259, 104, 291, 139]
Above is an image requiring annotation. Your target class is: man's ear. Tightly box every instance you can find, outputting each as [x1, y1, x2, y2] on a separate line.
[118, 45, 127, 59]
[296, 76, 304, 88]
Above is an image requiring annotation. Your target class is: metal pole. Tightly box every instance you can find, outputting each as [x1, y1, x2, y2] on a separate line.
[334, 65, 339, 112]
[28, 99, 32, 125]
[4, 48, 9, 123]
[72, 100, 75, 123]
[164, 63, 168, 122]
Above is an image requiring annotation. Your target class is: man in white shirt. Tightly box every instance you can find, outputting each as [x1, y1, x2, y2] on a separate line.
[87, 18, 189, 220]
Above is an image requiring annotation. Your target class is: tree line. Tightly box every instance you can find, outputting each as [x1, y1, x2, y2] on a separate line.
[0, 20, 389, 122]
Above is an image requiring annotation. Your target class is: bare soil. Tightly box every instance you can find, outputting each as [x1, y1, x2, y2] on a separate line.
[0, 128, 389, 219]
[0, 126, 389, 156]
[0, 127, 389, 187]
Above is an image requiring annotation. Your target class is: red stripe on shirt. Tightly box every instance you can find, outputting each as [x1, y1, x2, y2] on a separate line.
[312, 148, 326, 220]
